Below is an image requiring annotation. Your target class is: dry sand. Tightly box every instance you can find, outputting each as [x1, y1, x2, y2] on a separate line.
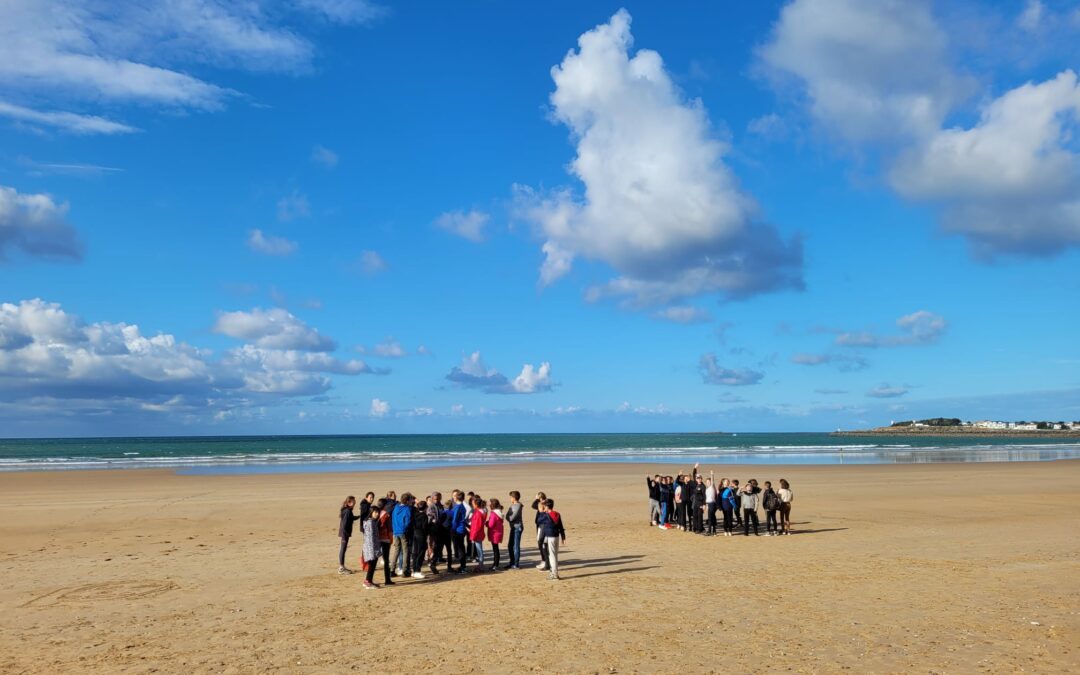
[1, 460, 1078, 673]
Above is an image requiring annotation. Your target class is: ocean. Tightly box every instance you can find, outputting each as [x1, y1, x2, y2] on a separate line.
[1, 433, 1078, 473]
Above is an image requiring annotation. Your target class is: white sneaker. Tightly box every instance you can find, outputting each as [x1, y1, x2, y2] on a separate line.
[395, 567, 404, 576]
[411, 571, 425, 579]
[536, 564, 548, 571]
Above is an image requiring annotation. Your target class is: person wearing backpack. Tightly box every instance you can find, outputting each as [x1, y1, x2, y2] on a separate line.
[762, 481, 781, 536]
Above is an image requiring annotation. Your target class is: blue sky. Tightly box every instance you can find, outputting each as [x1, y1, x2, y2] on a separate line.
[1, 0, 1078, 436]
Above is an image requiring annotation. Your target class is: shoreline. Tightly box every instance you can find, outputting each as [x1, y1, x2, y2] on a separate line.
[834, 428, 1080, 437]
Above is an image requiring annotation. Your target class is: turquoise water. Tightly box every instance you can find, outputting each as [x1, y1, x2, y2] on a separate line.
[0, 433, 1078, 473]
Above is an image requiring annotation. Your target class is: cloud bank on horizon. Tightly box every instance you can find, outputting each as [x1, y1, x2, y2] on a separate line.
[0, 1, 1077, 434]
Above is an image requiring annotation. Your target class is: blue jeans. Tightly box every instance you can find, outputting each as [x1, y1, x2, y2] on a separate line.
[473, 540, 485, 566]
[660, 502, 668, 525]
[508, 526, 523, 567]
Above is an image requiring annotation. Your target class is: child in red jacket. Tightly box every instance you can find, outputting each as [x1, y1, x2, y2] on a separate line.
[468, 497, 487, 572]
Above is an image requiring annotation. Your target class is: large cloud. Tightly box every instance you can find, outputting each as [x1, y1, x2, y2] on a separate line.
[760, 0, 1080, 257]
[759, 0, 965, 143]
[0, 186, 84, 261]
[517, 9, 802, 307]
[0, 0, 380, 133]
[445, 351, 554, 394]
[0, 299, 379, 417]
[213, 307, 335, 352]
[889, 71, 1080, 257]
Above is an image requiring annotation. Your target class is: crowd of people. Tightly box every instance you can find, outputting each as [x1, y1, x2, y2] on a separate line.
[646, 464, 794, 536]
[337, 489, 567, 589]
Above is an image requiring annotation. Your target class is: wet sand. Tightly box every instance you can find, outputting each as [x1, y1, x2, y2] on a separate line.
[1, 460, 1077, 673]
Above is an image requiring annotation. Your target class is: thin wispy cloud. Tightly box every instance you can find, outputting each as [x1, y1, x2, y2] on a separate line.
[246, 229, 298, 256]
[435, 209, 489, 242]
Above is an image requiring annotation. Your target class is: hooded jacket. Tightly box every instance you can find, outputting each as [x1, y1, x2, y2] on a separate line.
[339, 505, 357, 539]
[468, 508, 486, 542]
[536, 510, 566, 540]
[391, 502, 413, 536]
[450, 502, 468, 535]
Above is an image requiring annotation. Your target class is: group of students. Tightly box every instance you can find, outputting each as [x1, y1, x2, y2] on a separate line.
[337, 489, 568, 589]
[646, 464, 794, 537]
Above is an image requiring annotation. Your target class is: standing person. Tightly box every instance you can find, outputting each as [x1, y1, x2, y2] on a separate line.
[778, 479, 794, 535]
[719, 479, 736, 536]
[469, 497, 487, 572]
[762, 481, 781, 536]
[487, 498, 505, 571]
[389, 493, 415, 578]
[740, 482, 760, 536]
[376, 499, 395, 586]
[730, 480, 743, 529]
[658, 478, 672, 530]
[504, 491, 524, 570]
[665, 476, 676, 526]
[410, 499, 429, 578]
[646, 474, 662, 526]
[362, 504, 382, 589]
[358, 492, 375, 522]
[691, 472, 707, 534]
[439, 492, 455, 567]
[705, 475, 718, 536]
[672, 475, 683, 530]
[426, 493, 443, 575]
[338, 496, 358, 574]
[532, 492, 549, 570]
[536, 499, 566, 581]
[450, 491, 469, 574]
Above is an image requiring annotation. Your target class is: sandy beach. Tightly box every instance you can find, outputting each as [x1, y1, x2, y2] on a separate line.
[1, 460, 1078, 673]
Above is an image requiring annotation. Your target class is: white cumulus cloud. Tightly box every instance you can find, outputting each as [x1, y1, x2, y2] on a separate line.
[517, 9, 802, 307]
[213, 307, 335, 352]
[369, 397, 390, 418]
[0, 185, 84, 261]
[445, 351, 555, 394]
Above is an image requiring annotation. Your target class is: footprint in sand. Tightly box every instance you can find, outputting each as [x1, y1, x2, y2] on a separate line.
[21, 580, 178, 608]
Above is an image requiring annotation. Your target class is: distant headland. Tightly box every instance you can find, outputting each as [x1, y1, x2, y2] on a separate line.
[833, 417, 1080, 437]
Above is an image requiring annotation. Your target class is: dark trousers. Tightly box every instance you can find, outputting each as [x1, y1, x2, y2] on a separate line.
[766, 509, 778, 533]
[707, 503, 718, 533]
[412, 537, 426, 572]
[676, 503, 687, 529]
[380, 542, 392, 583]
[538, 531, 549, 568]
[508, 527, 522, 567]
[492, 543, 501, 568]
[721, 506, 734, 533]
[365, 557, 377, 584]
[338, 537, 349, 566]
[692, 503, 704, 532]
[452, 533, 467, 571]
[440, 531, 452, 564]
[743, 508, 759, 536]
[733, 503, 743, 527]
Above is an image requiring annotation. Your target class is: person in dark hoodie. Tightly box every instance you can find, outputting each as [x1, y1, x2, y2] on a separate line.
[762, 481, 781, 536]
[338, 495, 358, 575]
[646, 474, 662, 526]
[359, 492, 375, 522]
[536, 498, 566, 581]
[411, 499, 429, 577]
[729, 479, 743, 529]
[691, 472, 707, 534]
[504, 490, 524, 570]
[426, 493, 443, 575]
[531, 491, 549, 570]
[659, 476, 674, 530]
